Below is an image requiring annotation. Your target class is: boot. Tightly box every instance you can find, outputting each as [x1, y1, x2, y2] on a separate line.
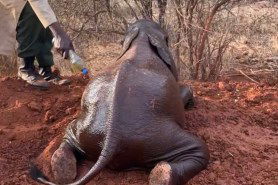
[18, 57, 49, 88]
[39, 66, 70, 85]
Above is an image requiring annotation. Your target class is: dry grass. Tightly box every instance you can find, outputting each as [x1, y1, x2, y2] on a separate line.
[0, 55, 18, 77]
[228, 1, 278, 59]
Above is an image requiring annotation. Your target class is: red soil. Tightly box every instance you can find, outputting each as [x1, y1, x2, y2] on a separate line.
[0, 76, 277, 185]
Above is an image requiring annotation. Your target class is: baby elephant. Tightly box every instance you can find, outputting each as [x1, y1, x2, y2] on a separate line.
[31, 19, 209, 185]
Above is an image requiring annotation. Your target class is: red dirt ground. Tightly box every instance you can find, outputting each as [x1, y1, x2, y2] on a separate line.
[0, 76, 277, 185]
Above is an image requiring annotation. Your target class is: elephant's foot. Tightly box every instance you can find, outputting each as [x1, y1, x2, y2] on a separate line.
[51, 141, 77, 183]
[149, 162, 174, 185]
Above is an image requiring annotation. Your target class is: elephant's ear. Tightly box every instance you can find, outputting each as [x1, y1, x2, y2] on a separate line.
[117, 27, 139, 60]
[147, 33, 179, 81]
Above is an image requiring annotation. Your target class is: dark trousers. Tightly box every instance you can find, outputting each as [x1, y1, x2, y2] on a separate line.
[16, 2, 54, 67]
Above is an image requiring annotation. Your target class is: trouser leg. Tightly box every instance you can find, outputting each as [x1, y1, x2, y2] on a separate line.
[36, 28, 54, 68]
[18, 56, 35, 71]
[16, 2, 54, 67]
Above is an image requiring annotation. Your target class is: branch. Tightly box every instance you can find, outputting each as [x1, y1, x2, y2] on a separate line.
[195, 0, 231, 79]
[233, 68, 260, 84]
[123, 0, 139, 20]
[134, 0, 146, 18]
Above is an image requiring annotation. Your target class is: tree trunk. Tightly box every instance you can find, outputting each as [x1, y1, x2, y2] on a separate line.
[186, 0, 198, 79]
[157, 0, 167, 27]
[194, 0, 230, 80]
[138, 0, 153, 19]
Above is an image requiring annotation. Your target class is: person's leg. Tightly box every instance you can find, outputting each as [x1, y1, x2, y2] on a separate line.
[36, 27, 54, 68]
[37, 28, 70, 85]
[16, 2, 49, 88]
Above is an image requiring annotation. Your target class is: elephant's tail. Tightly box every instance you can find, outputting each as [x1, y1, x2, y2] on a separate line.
[30, 132, 117, 185]
[68, 135, 117, 185]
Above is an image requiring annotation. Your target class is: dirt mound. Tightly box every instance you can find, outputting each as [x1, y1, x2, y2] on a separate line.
[0, 77, 277, 185]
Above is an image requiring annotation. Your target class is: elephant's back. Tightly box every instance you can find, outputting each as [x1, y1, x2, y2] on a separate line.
[111, 59, 186, 145]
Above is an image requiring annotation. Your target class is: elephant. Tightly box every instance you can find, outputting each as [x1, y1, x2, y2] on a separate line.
[30, 19, 209, 185]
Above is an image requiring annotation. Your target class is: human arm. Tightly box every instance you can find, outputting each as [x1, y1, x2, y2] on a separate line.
[28, 0, 74, 58]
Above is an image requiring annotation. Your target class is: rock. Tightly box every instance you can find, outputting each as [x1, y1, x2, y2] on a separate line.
[196, 91, 203, 96]
[44, 110, 55, 124]
[218, 82, 235, 92]
[43, 101, 53, 111]
[66, 108, 75, 115]
[218, 82, 226, 91]
[208, 172, 216, 180]
[0, 77, 10, 82]
[226, 84, 235, 92]
[14, 100, 24, 108]
[28, 101, 43, 112]
[73, 95, 81, 102]
[0, 129, 4, 135]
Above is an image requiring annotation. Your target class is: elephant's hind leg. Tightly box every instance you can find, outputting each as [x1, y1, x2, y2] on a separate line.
[149, 162, 174, 185]
[51, 141, 77, 183]
[149, 133, 209, 185]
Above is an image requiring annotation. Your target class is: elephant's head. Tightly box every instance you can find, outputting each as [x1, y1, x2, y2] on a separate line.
[118, 19, 178, 80]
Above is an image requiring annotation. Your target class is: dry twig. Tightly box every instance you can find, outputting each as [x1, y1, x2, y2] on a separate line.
[233, 68, 260, 84]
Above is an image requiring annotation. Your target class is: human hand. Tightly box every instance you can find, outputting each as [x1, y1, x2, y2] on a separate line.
[49, 22, 74, 59]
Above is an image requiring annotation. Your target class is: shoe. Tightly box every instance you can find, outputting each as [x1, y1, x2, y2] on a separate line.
[18, 58, 49, 88]
[39, 66, 71, 85]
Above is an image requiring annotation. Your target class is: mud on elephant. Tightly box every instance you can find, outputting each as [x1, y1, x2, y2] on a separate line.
[30, 19, 209, 185]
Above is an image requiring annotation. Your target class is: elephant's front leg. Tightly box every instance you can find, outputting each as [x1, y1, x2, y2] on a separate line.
[180, 85, 195, 109]
[51, 141, 77, 183]
[148, 133, 209, 185]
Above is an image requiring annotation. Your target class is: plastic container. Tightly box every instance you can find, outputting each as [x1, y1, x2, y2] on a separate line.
[68, 50, 88, 75]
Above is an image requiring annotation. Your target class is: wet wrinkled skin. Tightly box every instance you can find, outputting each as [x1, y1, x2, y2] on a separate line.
[33, 20, 209, 185]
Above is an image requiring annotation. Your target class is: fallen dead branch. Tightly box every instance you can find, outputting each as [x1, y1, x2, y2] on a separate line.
[232, 68, 260, 84]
